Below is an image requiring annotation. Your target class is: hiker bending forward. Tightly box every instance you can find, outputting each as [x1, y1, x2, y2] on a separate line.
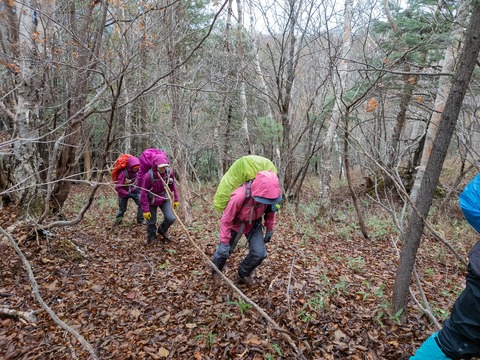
[140, 152, 178, 243]
[114, 156, 143, 225]
[212, 170, 282, 285]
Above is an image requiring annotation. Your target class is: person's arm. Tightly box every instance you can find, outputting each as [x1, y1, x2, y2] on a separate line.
[115, 171, 128, 197]
[140, 174, 151, 213]
[264, 209, 276, 232]
[169, 171, 179, 202]
[263, 210, 276, 243]
[219, 191, 244, 244]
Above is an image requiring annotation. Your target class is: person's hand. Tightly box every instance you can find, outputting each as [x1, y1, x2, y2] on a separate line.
[173, 201, 179, 210]
[264, 230, 273, 243]
[143, 212, 152, 221]
[218, 242, 232, 256]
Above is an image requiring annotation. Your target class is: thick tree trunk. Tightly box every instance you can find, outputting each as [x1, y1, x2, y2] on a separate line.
[214, 0, 233, 180]
[5, 0, 56, 214]
[279, 1, 298, 194]
[392, 0, 480, 316]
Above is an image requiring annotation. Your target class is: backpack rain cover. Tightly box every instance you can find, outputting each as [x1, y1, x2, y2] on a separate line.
[112, 154, 132, 183]
[213, 155, 278, 211]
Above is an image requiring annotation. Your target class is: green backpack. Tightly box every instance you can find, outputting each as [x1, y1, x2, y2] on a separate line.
[213, 155, 278, 211]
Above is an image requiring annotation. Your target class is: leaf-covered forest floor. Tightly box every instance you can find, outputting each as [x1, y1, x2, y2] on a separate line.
[0, 181, 477, 359]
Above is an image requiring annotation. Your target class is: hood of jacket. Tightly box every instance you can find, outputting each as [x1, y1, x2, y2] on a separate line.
[127, 156, 140, 171]
[151, 152, 170, 171]
[250, 170, 281, 201]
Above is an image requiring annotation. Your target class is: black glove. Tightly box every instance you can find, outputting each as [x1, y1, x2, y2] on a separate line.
[264, 230, 273, 243]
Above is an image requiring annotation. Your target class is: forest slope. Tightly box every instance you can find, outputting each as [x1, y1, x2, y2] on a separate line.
[0, 183, 472, 359]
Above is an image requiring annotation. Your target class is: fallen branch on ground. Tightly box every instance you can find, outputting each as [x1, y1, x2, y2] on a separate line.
[163, 180, 305, 359]
[0, 226, 99, 360]
[0, 307, 40, 322]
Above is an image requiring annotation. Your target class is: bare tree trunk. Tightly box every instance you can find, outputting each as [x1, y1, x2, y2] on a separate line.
[139, 16, 149, 152]
[383, 0, 418, 170]
[344, 106, 369, 239]
[392, 0, 480, 317]
[120, 5, 133, 154]
[213, 0, 233, 180]
[409, 0, 469, 201]
[318, 0, 352, 215]
[5, 0, 56, 213]
[236, 0, 252, 154]
[83, 132, 91, 180]
[123, 84, 133, 154]
[279, 0, 300, 194]
[387, 61, 417, 168]
[166, 2, 193, 224]
[50, 1, 107, 212]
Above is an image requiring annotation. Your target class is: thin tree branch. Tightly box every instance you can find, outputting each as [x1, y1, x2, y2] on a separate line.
[412, 266, 442, 330]
[160, 177, 305, 358]
[0, 307, 39, 322]
[0, 226, 99, 360]
[391, 236, 442, 330]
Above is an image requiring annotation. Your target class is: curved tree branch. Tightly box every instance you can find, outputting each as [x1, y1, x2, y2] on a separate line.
[0, 226, 99, 360]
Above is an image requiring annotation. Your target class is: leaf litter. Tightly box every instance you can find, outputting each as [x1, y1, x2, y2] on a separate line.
[0, 184, 473, 359]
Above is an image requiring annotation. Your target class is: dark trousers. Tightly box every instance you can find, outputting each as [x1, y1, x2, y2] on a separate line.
[212, 221, 267, 277]
[146, 200, 176, 241]
[116, 193, 143, 223]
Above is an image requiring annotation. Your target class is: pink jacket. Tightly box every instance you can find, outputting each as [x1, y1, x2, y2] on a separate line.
[114, 156, 140, 198]
[140, 152, 178, 212]
[220, 170, 281, 244]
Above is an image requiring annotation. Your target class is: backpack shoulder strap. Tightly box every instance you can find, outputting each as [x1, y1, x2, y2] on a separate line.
[242, 180, 255, 224]
[243, 180, 252, 199]
[166, 167, 174, 186]
[149, 168, 155, 185]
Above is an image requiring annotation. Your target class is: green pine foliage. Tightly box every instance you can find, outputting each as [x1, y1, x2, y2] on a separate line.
[372, 0, 454, 63]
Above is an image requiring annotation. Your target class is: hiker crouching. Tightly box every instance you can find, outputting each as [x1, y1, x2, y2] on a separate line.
[212, 170, 282, 286]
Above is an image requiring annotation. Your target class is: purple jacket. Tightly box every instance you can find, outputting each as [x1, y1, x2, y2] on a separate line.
[140, 152, 179, 212]
[115, 156, 140, 198]
[220, 170, 281, 244]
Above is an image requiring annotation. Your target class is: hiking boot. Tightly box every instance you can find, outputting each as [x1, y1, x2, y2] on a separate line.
[238, 274, 256, 286]
[157, 228, 171, 241]
[212, 271, 222, 282]
[146, 237, 156, 245]
[137, 219, 146, 225]
[113, 217, 123, 226]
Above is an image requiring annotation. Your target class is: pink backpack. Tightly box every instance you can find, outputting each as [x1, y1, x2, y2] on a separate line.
[137, 148, 169, 187]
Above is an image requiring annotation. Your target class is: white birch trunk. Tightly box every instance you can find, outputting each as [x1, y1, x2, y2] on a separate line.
[214, 0, 234, 179]
[123, 85, 133, 154]
[11, 0, 54, 210]
[319, 0, 352, 213]
[236, 0, 251, 153]
[410, 0, 469, 201]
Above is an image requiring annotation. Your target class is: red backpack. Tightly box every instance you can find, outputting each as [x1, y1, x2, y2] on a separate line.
[111, 154, 132, 183]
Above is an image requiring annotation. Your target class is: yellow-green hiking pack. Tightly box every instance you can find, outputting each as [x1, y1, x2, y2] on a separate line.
[213, 155, 278, 211]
